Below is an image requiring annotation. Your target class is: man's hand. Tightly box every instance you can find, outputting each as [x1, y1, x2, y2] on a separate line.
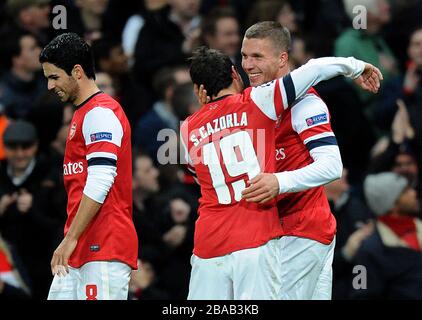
[241, 173, 279, 204]
[342, 221, 375, 261]
[51, 236, 78, 277]
[162, 225, 187, 248]
[194, 84, 210, 105]
[354, 63, 383, 93]
[0, 193, 18, 216]
[392, 99, 415, 144]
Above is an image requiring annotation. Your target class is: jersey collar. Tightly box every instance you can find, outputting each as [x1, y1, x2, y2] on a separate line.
[210, 94, 233, 103]
[75, 91, 103, 109]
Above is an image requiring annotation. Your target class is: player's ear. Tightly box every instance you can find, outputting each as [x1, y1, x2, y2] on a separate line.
[231, 66, 240, 81]
[71, 64, 84, 80]
[279, 52, 289, 68]
[231, 66, 244, 91]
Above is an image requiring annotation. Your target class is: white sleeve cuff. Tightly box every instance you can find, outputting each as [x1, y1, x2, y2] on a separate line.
[83, 165, 117, 204]
[275, 145, 343, 194]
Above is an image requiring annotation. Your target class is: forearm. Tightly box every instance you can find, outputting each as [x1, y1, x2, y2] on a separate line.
[275, 146, 343, 193]
[65, 194, 102, 240]
[287, 57, 365, 103]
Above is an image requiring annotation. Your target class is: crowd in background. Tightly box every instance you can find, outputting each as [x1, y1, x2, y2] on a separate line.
[0, 0, 422, 300]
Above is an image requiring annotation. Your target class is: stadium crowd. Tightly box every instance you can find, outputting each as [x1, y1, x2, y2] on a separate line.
[0, 0, 422, 300]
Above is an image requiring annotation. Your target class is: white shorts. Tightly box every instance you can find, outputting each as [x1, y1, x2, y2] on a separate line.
[47, 261, 132, 300]
[188, 238, 281, 300]
[278, 236, 335, 300]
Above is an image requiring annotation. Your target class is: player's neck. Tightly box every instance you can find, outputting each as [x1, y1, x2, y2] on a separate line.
[74, 80, 101, 106]
[212, 84, 238, 101]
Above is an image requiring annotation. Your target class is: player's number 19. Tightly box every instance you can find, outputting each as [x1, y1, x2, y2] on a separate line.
[203, 131, 261, 204]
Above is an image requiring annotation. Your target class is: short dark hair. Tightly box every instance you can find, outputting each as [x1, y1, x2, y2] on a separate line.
[152, 65, 187, 101]
[201, 6, 238, 38]
[245, 21, 291, 52]
[0, 30, 34, 70]
[91, 37, 121, 72]
[39, 32, 96, 80]
[189, 46, 233, 98]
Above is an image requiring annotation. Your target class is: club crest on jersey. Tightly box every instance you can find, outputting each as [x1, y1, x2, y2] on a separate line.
[69, 122, 77, 140]
[306, 113, 327, 126]
[90, 132, 112, 142]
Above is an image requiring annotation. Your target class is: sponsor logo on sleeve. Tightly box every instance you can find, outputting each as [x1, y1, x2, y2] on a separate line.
[90, 132, 112, 142]
[305, 113, 327, 126]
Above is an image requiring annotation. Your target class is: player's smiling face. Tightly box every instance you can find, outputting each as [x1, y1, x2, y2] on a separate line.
[241, 37, 284, 87]
[42, 62, 79, 104]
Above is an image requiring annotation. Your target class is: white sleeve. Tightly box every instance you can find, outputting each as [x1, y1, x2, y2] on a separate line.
[82, 107, 123, 148]
[82, 107, 123, 203]
[288, 57, 365, 109]
[274, 146, 343, 193]
[83, 166, 117, 204]
[251, 57, 365, 120]
[290, 94, 337, 147]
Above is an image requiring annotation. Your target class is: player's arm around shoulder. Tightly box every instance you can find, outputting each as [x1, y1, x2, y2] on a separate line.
[241, 94, 343, 203]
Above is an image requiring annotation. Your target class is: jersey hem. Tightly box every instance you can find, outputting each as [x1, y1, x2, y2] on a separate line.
[193, 234, 283, 259]
[281, 231, 335, 245]
[69, 256, 138, 270]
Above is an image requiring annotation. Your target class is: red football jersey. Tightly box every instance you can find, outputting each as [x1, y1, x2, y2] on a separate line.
[181, 79, 292, 258]
[275, 89, 336, 244]
[63, 91, 138, 269]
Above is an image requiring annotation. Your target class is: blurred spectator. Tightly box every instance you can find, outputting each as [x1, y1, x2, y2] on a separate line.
[199, 7, 240, 66]
[121, 0, 167, 66]
[0, 233, 31, 300]
[27, 91, 66, 155]
[132, 151, 196, 299]
[0, 120, 58, 299]
[101, 0, 140, 43]
[171, 82, 200, 122]
[33, 116, 71, 261]
[199, 6, 248, 85]
[0, 105, 9, 160]
[3, 0, 51, 45]
[95, 71, 115, 97]
[383, 0, 422, 70]
[154, 196, 195, 299]
[132, 0, 201, 91]
[368, 100, 420, 192]
[288, 33, 318, 70]
[132, 152, 164, 256]
[199, 0, 255, 31]
[69, 0, 109, 42]
[245, 0, 298, 36]
[0, 31, 46, 120]
[302, 0, 350, 56]
[134, 65, 190, 162]
[128, 258, 169, 300]
[351, 172, 422, 299]
[335, 0, 398, 110]
[325, 169, 375, 299]
[373, 27, 422, 140]
[92, 37, 151, 127]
